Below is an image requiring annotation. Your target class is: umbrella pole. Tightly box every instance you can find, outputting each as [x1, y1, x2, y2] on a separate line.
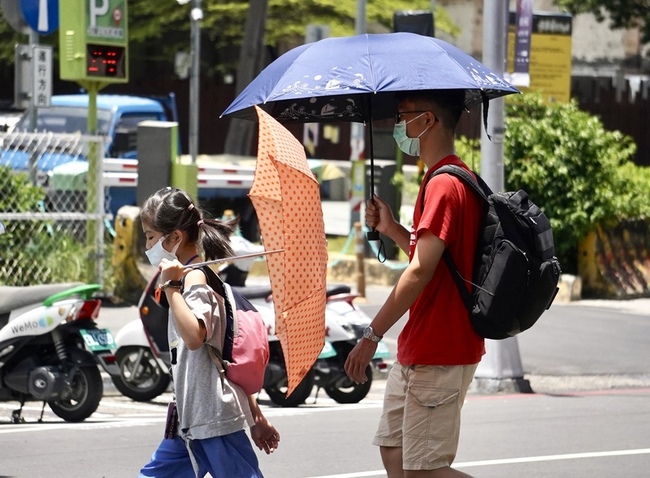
[366, 103, 380, 241]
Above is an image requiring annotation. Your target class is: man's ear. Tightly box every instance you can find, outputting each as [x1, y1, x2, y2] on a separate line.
[425, 111, 438, 128]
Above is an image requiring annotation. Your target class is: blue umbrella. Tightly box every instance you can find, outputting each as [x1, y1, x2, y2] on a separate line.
[222, 32, 518, 123]
[222, 32, 519, 239]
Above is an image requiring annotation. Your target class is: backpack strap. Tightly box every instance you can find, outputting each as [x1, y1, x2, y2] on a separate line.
[196, 265, 238, 384]
[422, 164, 492, 314]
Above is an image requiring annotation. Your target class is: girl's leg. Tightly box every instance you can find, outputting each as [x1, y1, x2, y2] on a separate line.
[191, 430, 264, 478]
[139, 436, 196, 478]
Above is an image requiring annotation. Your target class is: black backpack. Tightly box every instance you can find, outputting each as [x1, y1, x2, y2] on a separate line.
[425, 165, 562, 339]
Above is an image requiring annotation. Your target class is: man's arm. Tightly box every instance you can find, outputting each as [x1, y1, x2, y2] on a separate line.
[344, 230, 445, 383]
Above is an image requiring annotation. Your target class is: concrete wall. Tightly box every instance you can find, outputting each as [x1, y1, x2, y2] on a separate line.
[437, 0, 648, 76]
[579, 220, 650, 299]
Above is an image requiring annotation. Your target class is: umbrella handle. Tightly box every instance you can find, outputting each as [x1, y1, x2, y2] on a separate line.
[366, 229, 380, 241]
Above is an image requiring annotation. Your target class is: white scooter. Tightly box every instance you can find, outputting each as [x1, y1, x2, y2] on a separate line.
[245, 283, 390, 407]
[0, 222, 118, 422]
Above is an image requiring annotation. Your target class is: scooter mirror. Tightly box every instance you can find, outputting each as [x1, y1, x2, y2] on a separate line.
[0, 221, 4, 235]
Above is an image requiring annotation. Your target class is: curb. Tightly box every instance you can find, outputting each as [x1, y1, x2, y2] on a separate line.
[252, 257, 583, 302]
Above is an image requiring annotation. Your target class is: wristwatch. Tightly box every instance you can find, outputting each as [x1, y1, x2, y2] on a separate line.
[160, 279, 183, 290]
[362, 326, 383, 343]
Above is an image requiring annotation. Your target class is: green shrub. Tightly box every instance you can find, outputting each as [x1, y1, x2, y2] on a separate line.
[505, 94, 649, 273]
[449, 94, 650, 274]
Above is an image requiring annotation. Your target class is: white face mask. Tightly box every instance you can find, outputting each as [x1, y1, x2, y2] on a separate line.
[145, 236, 179, 267]
[393, 112, 428, 157]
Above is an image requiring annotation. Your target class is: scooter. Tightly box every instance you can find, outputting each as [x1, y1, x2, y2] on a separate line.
[0, 281, 116, 423]
[242, 283, 390, 407]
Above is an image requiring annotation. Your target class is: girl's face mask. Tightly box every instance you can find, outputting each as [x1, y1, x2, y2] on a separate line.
[145, 236, 179, 267]
[392, 112, 428, 157]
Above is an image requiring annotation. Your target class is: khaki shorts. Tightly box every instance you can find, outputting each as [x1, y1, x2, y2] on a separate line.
[373, 362, 478, 470]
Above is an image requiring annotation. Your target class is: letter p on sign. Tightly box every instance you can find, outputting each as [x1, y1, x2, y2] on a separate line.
[89, 0, 109, 27]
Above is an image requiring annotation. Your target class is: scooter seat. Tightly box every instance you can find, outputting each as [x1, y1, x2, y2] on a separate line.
[232, 283, 352, 302]
[326, 284, 352, 296]
[232, 285, 273, 300]
[0, 283, 83, 315]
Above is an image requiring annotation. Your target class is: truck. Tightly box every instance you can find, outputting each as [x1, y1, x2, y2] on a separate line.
[0, 94, 260, 240]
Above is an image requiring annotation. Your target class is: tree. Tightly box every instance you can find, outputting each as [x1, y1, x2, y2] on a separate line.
[0, 1, 460, 77]
[504, 93, 650, 274]
[555, 0, 650, 44]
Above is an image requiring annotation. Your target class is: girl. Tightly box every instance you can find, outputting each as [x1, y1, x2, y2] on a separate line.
[138, 187, 279, 478]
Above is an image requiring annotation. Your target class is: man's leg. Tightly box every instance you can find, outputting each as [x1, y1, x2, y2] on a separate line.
[401, 364, 479, 475]
[374, 365, 409, 478]
[380, 445, 405, 478]
[404, 467, 474, 478]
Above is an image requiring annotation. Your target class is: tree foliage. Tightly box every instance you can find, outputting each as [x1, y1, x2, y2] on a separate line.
[555, 0, 650, 44]
[504, 93, 650, 273]
[0, 1, 459, 77]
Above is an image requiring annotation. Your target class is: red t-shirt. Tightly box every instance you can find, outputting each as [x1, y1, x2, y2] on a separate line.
[396, 155, 485, 366]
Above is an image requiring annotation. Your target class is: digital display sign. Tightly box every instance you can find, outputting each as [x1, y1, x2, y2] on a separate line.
[86, 44, 126, 78]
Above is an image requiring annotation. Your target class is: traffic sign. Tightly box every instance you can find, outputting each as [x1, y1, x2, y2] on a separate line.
[20, 0, 59, 35]
[1, 0, 30, 34]
[59, 0, 128, 83]
[32, 45, 52, 107]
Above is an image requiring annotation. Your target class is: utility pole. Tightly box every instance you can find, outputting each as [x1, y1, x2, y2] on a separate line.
[189, 0, 202, 163]
[475, 0, 532, 393]
[223, 0, 269, 156]
[349, 0, 366, 230]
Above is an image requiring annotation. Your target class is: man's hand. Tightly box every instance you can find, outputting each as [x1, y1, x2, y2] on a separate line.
[366, 196, 397, 235]
[344, 338, 378, 384]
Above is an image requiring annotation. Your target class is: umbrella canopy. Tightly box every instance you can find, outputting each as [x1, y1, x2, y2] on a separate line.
[222, 32, 519, 123]
[251, 106, 328, 396]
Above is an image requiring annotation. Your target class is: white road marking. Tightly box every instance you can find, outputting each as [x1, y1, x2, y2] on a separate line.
[304, 448, 650, 478]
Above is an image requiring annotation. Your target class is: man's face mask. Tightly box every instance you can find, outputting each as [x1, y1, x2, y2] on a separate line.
[145, 235, 179, 267]
[393, 112, 428, 157]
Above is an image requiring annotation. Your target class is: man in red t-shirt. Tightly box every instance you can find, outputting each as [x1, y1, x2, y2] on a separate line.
[345, 89, 485, 478]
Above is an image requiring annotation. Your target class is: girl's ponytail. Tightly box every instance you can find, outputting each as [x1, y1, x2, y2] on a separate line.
[198, 217, 239, 261]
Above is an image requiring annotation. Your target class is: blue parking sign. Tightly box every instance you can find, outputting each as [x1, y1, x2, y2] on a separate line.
[20, 0, 59, 35]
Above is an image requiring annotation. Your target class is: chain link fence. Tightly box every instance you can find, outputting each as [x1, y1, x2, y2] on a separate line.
[0, 131, 110, 288]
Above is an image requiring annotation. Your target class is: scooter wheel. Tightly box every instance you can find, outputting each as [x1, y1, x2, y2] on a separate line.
[264, 370, 315, 407]
[324, 364, 373, 404]
[48, 365, 103, 422]
[111, 346, 171, 402]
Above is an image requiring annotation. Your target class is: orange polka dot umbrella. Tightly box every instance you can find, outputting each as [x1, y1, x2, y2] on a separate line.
[251, 106, 327, 397]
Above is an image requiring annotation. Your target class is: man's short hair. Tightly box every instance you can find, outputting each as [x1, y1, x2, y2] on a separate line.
[395, 89, 466, 130]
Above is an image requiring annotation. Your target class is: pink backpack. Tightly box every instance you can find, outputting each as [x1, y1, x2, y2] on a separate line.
[203, 266, 270, 395]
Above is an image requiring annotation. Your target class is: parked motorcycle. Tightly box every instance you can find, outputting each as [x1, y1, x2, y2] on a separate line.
[243, 283, 390, 407]
[0, 282, 116, 422]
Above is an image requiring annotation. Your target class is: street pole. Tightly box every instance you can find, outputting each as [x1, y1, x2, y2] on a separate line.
[350, 0, 366, 230]
[475, 0, 532, 393]
[189, 0, 202, 163]
[352, 0, 365, 155]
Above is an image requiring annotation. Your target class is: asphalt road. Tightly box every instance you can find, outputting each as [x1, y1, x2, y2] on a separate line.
[1, 283, 648, 477]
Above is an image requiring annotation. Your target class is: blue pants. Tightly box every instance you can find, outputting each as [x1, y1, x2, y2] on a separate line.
[139, 431, 263, 478]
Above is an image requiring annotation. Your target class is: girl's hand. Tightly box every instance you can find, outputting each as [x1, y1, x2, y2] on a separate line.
[159, 258, 184, 283]
[251, 417, 280, 454]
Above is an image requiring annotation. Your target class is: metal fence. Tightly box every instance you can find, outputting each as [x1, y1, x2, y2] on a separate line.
[0, 131, 108, 287]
